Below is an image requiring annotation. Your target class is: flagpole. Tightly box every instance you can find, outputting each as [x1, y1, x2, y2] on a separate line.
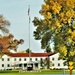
[28, 5, 31, 61]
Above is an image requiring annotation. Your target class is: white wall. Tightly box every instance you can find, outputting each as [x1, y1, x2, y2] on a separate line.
[50, 53, 68, 69]
[0, 53, 68, 70]
[0, 55, 12, 70]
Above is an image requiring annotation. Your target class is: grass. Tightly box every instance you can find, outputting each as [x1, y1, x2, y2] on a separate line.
[0, 69, 75, 75]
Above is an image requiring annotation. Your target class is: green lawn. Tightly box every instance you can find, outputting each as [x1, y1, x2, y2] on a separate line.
[0, 69, 75, 75]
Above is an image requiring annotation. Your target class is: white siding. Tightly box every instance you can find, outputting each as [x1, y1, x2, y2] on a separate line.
[0, 53, 68, 70]
[50, 53, 68, 69]
[0, 55, 12, 70]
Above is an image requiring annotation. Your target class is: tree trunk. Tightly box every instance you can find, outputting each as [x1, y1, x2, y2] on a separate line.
[47, 56, 50, 69]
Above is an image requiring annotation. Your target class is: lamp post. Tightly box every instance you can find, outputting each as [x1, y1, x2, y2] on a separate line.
[68, 61, 73, 75]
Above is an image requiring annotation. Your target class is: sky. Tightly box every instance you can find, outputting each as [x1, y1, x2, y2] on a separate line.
[0, 0, 45, 53]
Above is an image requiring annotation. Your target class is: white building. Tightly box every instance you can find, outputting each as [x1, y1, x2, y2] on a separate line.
[50, 53, 68, 69]
[0, 52, 68, 70]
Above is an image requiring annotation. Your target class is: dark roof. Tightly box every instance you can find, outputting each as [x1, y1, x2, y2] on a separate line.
[6, 52, 56, 57]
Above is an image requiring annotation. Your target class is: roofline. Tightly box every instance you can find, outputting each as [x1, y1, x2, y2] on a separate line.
[5, 52, 56, 57]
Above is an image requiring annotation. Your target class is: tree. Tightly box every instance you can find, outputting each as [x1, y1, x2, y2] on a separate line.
[46, 45, 51, 53]
[0, 15, 24, 57]
[0, 15, 10, 34]
[33, 0, 75, 62]
[0, 34, 24, 57]
[25, 48, 32, 53]
[44, 57, 50, 69]
[40, 58, 44, 68]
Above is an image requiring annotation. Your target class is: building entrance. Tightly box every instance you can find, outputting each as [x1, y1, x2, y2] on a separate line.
[27, 63, 33, 71]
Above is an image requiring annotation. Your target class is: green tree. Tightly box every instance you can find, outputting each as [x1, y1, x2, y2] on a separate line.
[33, 0, 75, 62]
[25, 48, 32, 53]
[46, 45, 51, 53]
[44, 57, 50, 69]
[40, 58, 44, 68]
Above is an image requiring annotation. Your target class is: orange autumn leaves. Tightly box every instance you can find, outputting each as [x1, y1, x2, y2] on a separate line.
[0, 34, 24, 54]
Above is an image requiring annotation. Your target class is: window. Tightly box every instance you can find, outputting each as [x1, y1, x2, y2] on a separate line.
[30, 58, 32, 61]
[52, 58, 54, 60]
[40, 58, 43, 67]
[24, 58, 26, 61]
[58, 58, 60, 60]
[14, 58, 16, 61]
[7, 58, 10, 61]
[52, 63, 54, 66]
[63, 64, 66, 66]
[19, 58, 21, 61]
[63, 62, 67, 66]
[24, 64, 27, 67]
[2, 64, 4, 67]
[35, 63, 38, 68]
[7, 64, 10, 67]
[19, 64, 22, 67]
[58, 63, 60, 66]
[2, 58, 4, 61]
[40, 58, 42, 60]
[45, 58, 47, 60]
[35, 58, 38, 61]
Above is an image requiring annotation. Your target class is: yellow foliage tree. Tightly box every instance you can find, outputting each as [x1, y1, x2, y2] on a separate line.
[33, 0, 75, 62]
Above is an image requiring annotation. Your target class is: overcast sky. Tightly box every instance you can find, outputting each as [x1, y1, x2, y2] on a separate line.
[0, 0, 45, 53]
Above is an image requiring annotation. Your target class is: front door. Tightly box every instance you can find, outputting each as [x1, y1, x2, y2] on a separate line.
[27, 63, 33, 71]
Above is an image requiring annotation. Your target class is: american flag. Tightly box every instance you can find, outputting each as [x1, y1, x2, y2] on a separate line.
[28, 5, 30, 23]
[28, 5, 30, 16]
